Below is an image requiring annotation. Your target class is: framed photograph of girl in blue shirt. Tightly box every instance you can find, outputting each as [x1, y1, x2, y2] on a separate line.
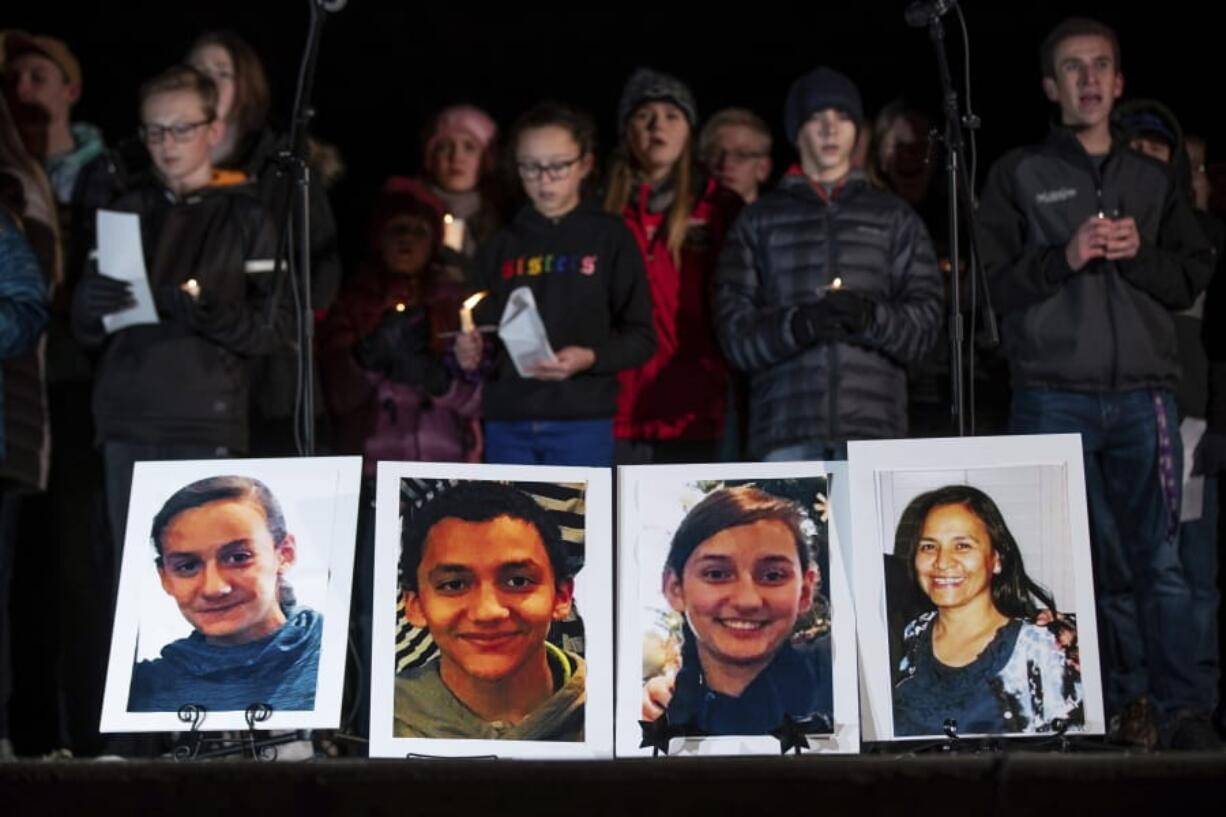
[848, 435, 1106, 743]
[100, 457, 361, 733]
[616, 462, 860, 756]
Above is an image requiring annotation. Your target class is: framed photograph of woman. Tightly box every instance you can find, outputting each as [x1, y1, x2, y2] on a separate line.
[849, 435, 1106, 742]
[615, 462, 859, 756]
[368, 462, 613, 759]
[100, 457, 362, 733]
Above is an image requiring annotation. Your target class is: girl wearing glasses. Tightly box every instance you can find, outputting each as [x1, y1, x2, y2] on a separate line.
[454, 101, 654, 466]
[604, 69, 743, 465]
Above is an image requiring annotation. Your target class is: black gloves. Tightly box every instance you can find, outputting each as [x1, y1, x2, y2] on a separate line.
[355, 307, 429, 370]
[155, 284, 199, 325]
[790, 289, 875, 348]
[354, 306, 451, 395]
[154, 284, 235, 337]
[74, 274, 135, 321]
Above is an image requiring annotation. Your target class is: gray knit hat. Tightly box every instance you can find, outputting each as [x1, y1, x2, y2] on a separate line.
[617, 67, 698, 132]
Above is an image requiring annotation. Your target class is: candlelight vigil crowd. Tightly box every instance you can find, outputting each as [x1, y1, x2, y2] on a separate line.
[0, 12, 1225, 758]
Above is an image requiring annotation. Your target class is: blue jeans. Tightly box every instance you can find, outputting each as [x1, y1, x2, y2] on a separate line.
[762, 440, 848, 462]
[484, 419, 614, 467]
[1179, 475, 1220, 713]
[1010, 388, 1201, 717]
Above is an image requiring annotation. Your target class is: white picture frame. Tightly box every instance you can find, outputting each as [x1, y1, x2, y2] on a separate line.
[368, 462, 613, 759]
[100, 456, 362, 733]
[849, 435, 1105, 742]
[615, 461, 859, 756]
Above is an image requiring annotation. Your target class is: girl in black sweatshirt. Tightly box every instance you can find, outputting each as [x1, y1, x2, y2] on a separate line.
[455, 102, 654, 466]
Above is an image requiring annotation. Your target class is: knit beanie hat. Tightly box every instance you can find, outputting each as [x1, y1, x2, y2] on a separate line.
[784, 67, 863, 145]
[617, 68, 697, 132]
[422, 104, 497, 162]
[1118, 110, 1177, 149]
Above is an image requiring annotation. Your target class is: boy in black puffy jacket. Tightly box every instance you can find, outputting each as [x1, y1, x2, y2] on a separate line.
[713, 66, 943, 461]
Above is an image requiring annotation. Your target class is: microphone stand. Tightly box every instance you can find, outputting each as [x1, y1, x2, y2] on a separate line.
[917, 7, 998, 436]
[267, 0, 344, 456]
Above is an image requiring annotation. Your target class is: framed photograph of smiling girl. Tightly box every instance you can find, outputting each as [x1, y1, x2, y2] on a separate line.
[849, 435, 1106, 742]
[368, 461, 613, 759]
[100, 456, 362, 733]
[615, 462, 860, 756]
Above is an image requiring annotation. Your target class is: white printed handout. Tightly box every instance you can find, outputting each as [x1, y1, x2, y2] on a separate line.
[96, 209, 159, 333]
[498, 286, 557, 377]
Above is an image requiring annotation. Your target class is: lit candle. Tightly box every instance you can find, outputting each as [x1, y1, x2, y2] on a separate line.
[181, 278, 201, 299]
[831, 277, 843, 290]
[394, 302, 406, 313]
[443, 214, 467, 253]
[460, 291, 487, 334]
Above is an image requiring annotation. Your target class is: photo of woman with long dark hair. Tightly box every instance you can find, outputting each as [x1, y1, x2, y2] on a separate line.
[890, 484, 1083, 736]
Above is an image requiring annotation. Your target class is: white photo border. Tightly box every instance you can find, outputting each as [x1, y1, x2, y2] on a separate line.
[100, 456, 362, 733]
[615, 461, 860, 757]
[369, 461, 614, 759]
[848, 434, 1106, 741]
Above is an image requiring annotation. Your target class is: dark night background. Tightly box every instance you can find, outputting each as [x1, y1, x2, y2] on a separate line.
[5, 0, 1221, 268]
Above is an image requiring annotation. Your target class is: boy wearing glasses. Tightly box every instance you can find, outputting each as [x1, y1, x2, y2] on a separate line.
[70, 64, 281, 548]
[699, 108, 772, 204]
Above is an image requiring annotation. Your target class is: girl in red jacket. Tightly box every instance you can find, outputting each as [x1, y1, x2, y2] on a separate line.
[604, 68, 741, 464]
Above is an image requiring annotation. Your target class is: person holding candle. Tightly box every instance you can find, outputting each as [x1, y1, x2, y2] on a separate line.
[454, 101, 654, 467]
[713, 66, 944, 462]
[604, 68, 742, 465]
[421, 104, 503, 261]
[69, 65, 282, 550]
[319, 176, 480, 472]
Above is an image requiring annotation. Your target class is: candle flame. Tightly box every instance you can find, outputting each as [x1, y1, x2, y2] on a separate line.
[831, 277, 843, 289]
[444, 213, 455, 224]
[395, 302, 406, 312]
[462, 291, 487, 310]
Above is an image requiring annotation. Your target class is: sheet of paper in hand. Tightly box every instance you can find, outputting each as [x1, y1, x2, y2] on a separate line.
[498, 286, 558, 376]
[96, 209, 159, 333]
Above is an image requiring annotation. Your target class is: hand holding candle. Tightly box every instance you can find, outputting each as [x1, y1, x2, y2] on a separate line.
[443, 214, 467, 254]
[459, 291, 487, 334]
[454, 295, 486, 373]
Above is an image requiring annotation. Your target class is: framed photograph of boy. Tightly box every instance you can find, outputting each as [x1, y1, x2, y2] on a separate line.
[615, 462, 859, 756]
[100, 457, 362, 733]
[849, 435, 1106, 742]
[368, 462, 613, 759]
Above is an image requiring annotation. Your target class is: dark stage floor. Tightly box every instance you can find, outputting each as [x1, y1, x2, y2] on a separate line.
[3, 752, 1225, 816]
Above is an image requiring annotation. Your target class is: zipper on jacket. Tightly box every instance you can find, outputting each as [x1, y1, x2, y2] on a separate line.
[1090, 158, 1121, 390]
[826, 201, 839, 443]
